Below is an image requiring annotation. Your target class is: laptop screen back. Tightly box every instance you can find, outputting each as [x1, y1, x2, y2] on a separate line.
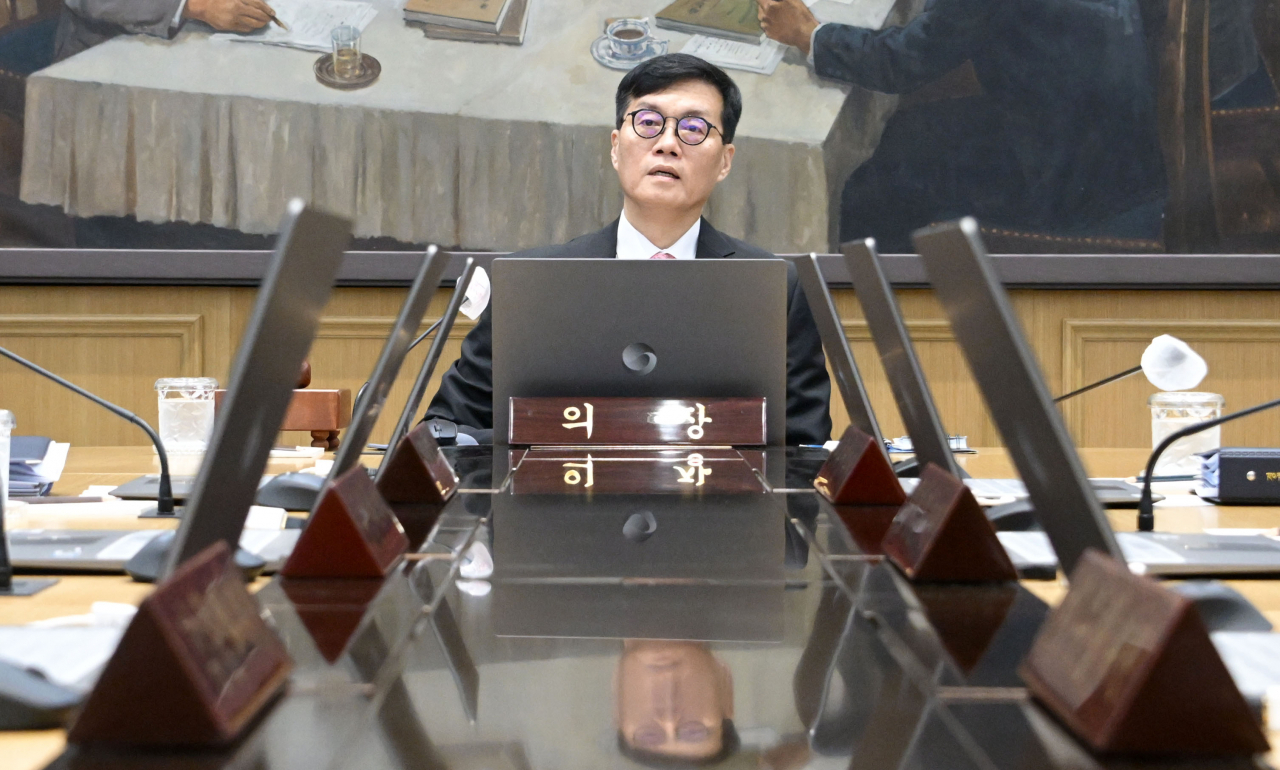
[491, 259, 788, 445]
[841, 240, 960, 477]
[911, 218, 1121, 575]
[165, 202, 351, 575]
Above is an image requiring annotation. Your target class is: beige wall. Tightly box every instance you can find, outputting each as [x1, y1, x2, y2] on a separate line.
[2, 285, 1277, 450]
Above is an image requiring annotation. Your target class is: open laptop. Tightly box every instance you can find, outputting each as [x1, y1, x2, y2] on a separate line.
[839, 240, 1150, 507]
[913, 218, 1280, 576]
[490, 259, 788, 445]
[8, 201, 350, 575]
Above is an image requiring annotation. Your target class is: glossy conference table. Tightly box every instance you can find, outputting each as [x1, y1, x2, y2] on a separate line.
[21, 0, 906, 253]
[3, 445, 1279, 770]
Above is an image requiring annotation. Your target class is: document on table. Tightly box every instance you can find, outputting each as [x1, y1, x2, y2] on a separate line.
[681, 35, 785, 75]
[211, 0, 378, 52]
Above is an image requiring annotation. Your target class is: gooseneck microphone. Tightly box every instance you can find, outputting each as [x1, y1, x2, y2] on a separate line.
[1053, 365, 1143, 403]
[1137, 395, 1280, 531]
[0, 347, 176, 516]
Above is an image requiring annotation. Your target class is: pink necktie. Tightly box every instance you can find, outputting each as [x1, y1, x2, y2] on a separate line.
[650, 251, 675, 259]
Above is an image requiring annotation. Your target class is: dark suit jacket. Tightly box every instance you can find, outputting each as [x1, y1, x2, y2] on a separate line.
[54, 0, 184, 62]
[812, 0, 1165, 227]
[425, 219, 833, 445]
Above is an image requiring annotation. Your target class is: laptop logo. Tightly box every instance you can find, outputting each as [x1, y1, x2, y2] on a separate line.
[623, 510, 658, 543]
[622, 343, 657, 375]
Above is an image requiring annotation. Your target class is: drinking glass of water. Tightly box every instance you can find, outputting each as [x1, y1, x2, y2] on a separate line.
[155, 378, 218, 469]
[1149, 391, 1224, 476]
[331, 25, 362, 81]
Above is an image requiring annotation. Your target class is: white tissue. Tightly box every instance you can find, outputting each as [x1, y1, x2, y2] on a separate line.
[1141, 334, 1208, 391]
[459, 541, 493, 579]
[460, 268, 491, 321]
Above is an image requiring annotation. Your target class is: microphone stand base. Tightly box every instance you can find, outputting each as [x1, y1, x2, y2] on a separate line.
[137, 505, 186, 520]
[0, 577, 58, 596]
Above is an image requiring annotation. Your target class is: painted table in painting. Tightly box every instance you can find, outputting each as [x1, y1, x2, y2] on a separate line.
[19, 0, 901, 252]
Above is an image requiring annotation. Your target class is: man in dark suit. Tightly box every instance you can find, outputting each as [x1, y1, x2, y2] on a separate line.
[758, 0, 1166, 251]
[426, 54, 832, 446]
[55, 0, 273, 62]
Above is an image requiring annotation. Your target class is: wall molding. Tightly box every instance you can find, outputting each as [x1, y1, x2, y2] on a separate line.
[0, 314, 205, 374]
[1061, 319, 1280, 438]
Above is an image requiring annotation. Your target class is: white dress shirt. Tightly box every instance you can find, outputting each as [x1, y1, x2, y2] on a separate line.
[615, 211, 701, 260]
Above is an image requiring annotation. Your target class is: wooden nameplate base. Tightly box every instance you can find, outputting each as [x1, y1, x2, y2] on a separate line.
[508, 397, 766, 446]
[281, 466, 409, 579]
[880, 463, 1017, 582]
[376, 422, 459, 505]
[813, 425, 907, 506]
[1020, 550, 1268, 756]
[375, 423, 459, 547]
[68, 542, 292, 747]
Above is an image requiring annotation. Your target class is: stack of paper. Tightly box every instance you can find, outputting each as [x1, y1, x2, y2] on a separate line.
[8, 436, 69, 497]
[681, 35, 784, 75]
[211, 0, 378, 53]
[403, 0, 513, 33]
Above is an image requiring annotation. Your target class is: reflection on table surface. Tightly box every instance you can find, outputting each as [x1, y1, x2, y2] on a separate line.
[16, 446, 1280, 768]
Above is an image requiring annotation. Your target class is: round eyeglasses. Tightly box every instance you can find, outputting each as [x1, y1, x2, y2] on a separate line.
[627, 109, 723, 146]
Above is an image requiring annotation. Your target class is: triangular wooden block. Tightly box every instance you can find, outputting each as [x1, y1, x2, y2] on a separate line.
[281, 466, 409, 579]
[68, 542, 292, 747]
[1021, 550, 1269, 756]
[375, 422, 459, 505]
[279, 577, 384, 663]
[880, 463, 1017, 582]
[813, 425, 906, 506]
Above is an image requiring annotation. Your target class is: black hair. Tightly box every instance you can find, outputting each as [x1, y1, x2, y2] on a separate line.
[616, 720, 740, 768]
[614, 53, 743, 144]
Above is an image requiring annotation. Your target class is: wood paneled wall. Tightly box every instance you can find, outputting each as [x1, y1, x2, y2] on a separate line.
[2, 285, 1277, 450]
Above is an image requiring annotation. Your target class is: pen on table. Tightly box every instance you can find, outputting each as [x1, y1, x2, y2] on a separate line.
[265, 4, 289, 30]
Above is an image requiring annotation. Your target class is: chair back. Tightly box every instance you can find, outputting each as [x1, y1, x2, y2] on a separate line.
[1153, 0, 1220, 251]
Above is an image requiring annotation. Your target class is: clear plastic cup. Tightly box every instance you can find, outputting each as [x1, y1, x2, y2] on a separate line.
[1149, 391, 1224, 476]
[155, 377, 218, 456]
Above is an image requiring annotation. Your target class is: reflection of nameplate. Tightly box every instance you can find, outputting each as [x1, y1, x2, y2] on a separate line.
[1020, 550, 1268, 756]
[376, 422, 459, 505]
[279, 577, 384, 663]
[510, 448, 767, 494]
[281, 466, 408, 579]
[508, 397, 766, 446]
[880, 464, 1016, 583]
[68, 542, 292, 747]
[813, 425, 906, 505]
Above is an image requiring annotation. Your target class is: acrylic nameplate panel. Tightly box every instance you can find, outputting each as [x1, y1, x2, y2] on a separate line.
[507, 397, 766, 446]
[813, 425, 906, 505]
[279, 577, 384, 664]
[281, 466, 408, 579]
[880, 463, 1017, 583]
[68, 542, 292, 747]
[1020, 550, 1268, 756]
[509, 448, 767, 494]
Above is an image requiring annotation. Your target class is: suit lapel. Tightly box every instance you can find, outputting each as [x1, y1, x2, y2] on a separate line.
[560, 220, 620, 258]
[695, 218, 738, 259]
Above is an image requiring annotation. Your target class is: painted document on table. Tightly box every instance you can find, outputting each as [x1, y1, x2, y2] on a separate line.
[211, 0, 378, 52]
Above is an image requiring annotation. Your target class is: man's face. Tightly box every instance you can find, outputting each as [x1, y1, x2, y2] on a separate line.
[611, 79, 736, 215]
[615, 641, 734, 761]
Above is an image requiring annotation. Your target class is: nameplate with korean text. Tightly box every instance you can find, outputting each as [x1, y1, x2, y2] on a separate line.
[509, 448, 767, 494]
[508, 397, 766, 446]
